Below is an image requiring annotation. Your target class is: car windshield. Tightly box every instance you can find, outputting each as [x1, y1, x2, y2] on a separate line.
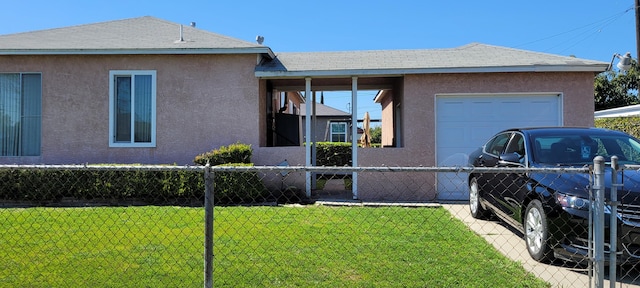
[531, 133, 640, 165]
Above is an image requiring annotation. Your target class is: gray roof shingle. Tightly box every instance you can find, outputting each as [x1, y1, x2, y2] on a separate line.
[299, 102, 350, 117]
[0, 17, 608, 76]
[256, 43, 609, 77]
[0, 16, 274, 56]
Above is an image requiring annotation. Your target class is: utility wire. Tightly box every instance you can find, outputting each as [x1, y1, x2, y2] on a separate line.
[514, 5, 634, 54]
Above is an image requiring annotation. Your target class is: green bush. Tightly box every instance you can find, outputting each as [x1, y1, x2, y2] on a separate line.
[213, 163, 269, 204]
[315, 142, 352, 166]
[0, 168, 204, 204]
[194, 142, 252, 166]
[0, 165, 274, 206]
[595, 116, 640, 139]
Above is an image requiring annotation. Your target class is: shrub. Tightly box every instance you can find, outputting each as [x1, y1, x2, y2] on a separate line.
[194, 142, 252, 166]
[0, 167, 204, 204]
[315, 142, 352, 166]
[595, 116, 640, 139]
[213, 163, 269, 204]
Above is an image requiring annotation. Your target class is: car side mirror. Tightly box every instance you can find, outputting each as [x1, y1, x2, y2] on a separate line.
[499, 152, 520, 164]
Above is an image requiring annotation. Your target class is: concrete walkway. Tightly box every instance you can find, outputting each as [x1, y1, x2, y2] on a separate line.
[442, 203, 640, 288]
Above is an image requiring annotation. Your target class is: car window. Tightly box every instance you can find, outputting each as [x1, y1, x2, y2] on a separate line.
[599, 137, 640, 163]
[532, 133, 640, 165]
[484, 132, 511, 156]
[504, 133, 525, 163]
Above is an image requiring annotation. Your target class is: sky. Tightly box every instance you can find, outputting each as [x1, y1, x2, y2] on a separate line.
[0, 0, 637, 125]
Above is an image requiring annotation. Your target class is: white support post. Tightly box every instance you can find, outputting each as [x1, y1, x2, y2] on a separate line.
[311, 91, 317, 190]
[351, 77, 358, 199]
[305, 78, 312, 198]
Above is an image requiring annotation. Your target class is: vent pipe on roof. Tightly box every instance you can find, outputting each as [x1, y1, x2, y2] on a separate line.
[190, 22, 196, 27]
[174, 25, 187, 43]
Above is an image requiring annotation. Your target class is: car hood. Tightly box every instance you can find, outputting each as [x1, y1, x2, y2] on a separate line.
[530, 164, 640, 205]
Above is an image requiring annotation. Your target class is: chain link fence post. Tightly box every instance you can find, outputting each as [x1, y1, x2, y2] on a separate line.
[204, 163, 214, 288]
[609, 156, 619, 287]
[593, 156, 605, 287]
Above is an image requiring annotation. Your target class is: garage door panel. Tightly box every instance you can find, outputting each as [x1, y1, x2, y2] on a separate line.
[436, 94, 561, 200]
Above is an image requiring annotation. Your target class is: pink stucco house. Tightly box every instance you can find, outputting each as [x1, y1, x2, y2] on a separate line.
[0, 16, 608, 200]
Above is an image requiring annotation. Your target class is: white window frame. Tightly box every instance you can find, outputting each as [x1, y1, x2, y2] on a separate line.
[109, 70, 157, 147]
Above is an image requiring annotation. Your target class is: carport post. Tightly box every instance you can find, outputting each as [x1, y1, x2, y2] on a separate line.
[351, 77, 358, 199]
[305, 77, 312, 198]
[593, 156, 605, 287]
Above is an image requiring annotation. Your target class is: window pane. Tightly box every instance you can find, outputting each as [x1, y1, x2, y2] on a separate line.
[330, 123, 347, 143]
[331, 123, 346, 133]
[134, 75, 151, 143]
[115, 76, 131, 142]
[0, 73, 41, 156]
[21, 74, 41, 156]
[0, 74, 20, 156]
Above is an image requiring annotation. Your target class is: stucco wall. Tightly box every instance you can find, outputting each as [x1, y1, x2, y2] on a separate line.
[0, 54, 260, 165]
[356, 71, 596, 201]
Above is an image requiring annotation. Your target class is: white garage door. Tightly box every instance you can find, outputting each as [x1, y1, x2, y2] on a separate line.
[436, 94, 562, 200]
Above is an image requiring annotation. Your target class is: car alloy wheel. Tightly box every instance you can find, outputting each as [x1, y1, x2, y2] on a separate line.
[524, 200, 553, 262]
[469, 177, 489, 219]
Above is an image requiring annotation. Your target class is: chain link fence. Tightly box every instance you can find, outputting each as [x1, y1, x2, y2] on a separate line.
[1, 164, 640, 287]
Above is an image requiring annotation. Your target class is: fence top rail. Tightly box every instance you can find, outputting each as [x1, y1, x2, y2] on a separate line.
[620, 164, 640, 171]
[0, 164, 590, 174]
[210, 165, 589, 174]
[0, 164, 205, 171]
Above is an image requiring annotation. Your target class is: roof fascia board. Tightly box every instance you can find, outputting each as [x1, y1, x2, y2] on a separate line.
[256, 65, 608, 78]
[0, 47, 275, 57]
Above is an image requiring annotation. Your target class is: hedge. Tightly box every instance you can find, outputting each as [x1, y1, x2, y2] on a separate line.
[213, 163, 269, 204]
[315, 142, 352, 166]
[0, 164, 270, 206]
[595, 116, 640, 139]
[0, 168, 203, 204]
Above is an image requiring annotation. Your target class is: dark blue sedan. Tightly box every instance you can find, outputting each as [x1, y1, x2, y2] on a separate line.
[468, 127, 640, 264]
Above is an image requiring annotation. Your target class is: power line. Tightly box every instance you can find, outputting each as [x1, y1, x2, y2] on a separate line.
[514, 5, 634, 54]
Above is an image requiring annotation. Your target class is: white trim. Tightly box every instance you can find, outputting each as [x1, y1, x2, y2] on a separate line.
[108, 70, 157, 148]
[594, 104, 640, 118]
[255, 65, 607, 79]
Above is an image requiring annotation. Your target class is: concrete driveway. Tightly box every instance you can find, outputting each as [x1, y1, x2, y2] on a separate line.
[442, 203, 640, 288]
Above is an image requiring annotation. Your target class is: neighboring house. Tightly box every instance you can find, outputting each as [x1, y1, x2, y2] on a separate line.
[300, 102, 352, 143]
[594, 104, 640, 118]
[0, 16, 608, 201]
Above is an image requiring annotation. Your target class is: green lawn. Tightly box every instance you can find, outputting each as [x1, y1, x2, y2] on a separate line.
[0, 206, 549, 287]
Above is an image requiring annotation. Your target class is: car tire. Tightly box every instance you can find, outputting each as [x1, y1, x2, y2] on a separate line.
[524, 200, 553, 262]
[469, 177, 490, 219]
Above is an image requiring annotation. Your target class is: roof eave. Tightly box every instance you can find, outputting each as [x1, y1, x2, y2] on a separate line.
[0, 47, 275, 57]
[256, 64, 609, 79]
